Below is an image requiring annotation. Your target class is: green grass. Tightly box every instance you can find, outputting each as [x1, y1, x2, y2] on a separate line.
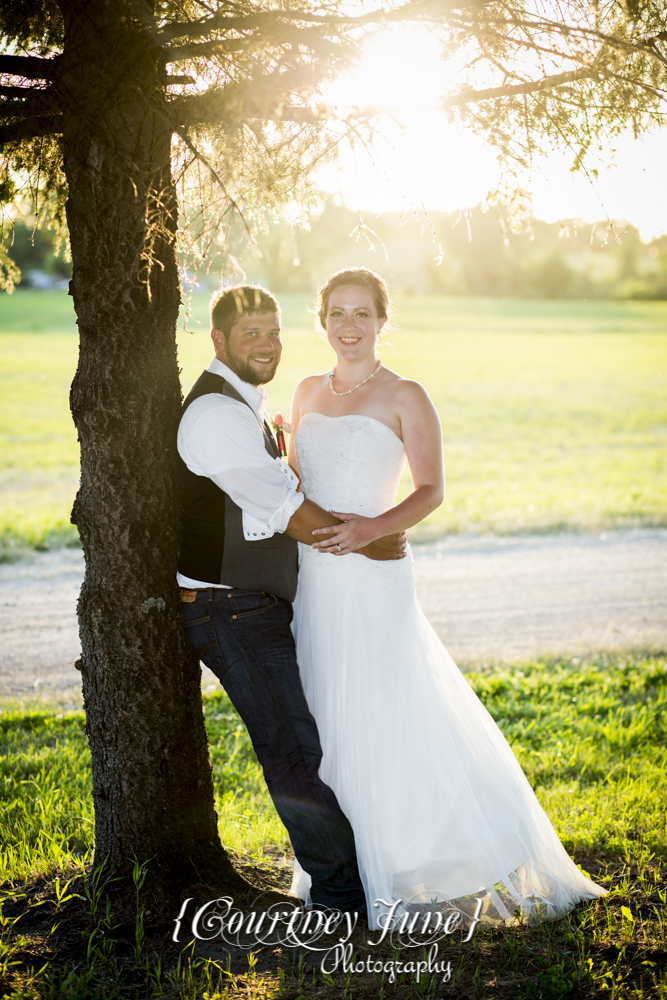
[2, 652, 665, 884]
[0, 693, 287, 886]
[1, 652, 666, 997]
[1, 291, 666, 556]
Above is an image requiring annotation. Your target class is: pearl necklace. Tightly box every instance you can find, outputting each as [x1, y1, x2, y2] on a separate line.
[329, 360, 382, 396]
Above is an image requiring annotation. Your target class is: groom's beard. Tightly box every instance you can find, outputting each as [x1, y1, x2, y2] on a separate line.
[224, 348, 279, 386]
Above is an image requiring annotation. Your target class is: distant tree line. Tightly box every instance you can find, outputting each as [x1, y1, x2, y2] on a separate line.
[211, 201, 667, 300]
[6, 202, 667, 299]
[2, 221, 70, 288]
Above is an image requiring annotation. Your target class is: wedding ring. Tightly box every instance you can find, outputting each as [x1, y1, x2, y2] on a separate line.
[337, 543, 341, 552]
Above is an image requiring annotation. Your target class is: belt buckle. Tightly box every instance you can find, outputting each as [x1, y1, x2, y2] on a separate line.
[180, 589, 198, 603]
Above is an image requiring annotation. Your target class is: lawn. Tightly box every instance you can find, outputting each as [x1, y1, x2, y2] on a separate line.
[0, 291, 666, 557]
[2, 292, 665, 996]
[1, 652, 666, 997]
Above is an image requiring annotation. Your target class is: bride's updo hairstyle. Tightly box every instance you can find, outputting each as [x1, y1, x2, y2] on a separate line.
[317, 267, 391, 335]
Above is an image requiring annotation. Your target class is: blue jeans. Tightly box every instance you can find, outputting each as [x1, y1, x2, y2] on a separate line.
[181, 586, 366, 912]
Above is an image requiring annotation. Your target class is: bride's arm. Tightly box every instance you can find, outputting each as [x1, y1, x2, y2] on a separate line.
[286, 378, 307, 478]
[312, 380, 444, 555]
[285, 376, 407, 560]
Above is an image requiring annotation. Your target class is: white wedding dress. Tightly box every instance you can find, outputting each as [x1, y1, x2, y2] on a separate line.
[289, 411, 605, 929]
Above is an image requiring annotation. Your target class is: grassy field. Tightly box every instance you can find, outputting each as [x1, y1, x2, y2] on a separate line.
[0, 291, 666, 557]
[2, 292, 665, 996]
[1, 652, 666, 997]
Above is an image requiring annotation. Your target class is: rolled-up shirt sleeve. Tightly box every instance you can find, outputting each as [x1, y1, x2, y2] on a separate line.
[177, 394, 304, 539]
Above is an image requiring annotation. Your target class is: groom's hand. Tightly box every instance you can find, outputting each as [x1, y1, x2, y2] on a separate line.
[285, 500, 406, 559]
[311, 511, 407, 560]
[358, 531, 407, 561]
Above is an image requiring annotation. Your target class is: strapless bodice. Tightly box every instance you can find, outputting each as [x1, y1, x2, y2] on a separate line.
[294, 412, 406, 517]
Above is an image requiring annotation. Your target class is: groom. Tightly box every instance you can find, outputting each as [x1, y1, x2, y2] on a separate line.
[177, 284, 404, 915]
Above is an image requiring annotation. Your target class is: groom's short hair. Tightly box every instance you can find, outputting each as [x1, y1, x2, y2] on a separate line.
[210, 285, 280, 338]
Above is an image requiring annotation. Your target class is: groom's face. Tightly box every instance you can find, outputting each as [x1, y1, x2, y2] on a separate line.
[212, 311, 282, 385]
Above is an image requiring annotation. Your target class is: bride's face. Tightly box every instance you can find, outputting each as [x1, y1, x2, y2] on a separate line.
[324, 285, 385, 363]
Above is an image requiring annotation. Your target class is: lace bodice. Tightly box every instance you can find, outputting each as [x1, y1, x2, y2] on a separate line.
[294, 412, 406, 517]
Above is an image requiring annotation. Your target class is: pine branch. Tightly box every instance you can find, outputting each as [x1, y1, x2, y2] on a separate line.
[167, 23, 351, 62]
[170, 85, 377, 126]
[266, 104, 376, 122]
[475, 13, 667, 68]
[0, 111, 63, 143]
[0, 85, 63, 143]
[158, 1, 475, 45]
[0, 85, 47, 98]
[166, 37, 252, 60]
[172, 60, 653, 126]
[442, 68, 600, 107]
[0, 55, 55, 80]
[160, 8, 380, 44]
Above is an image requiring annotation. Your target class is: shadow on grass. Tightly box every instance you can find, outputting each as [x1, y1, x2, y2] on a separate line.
[1, 651, 666, 997]
[1, 852, 666, 999]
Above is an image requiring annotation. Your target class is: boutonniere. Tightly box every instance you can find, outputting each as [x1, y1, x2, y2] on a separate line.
[271, 413, 294, 458]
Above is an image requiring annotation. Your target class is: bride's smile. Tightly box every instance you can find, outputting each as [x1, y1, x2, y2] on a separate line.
[324, 285, 385, 380]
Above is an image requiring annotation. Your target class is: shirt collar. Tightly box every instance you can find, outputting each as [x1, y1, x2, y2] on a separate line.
[206, 357, 268, 425]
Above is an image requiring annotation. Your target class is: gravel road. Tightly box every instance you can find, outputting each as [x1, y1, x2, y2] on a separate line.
[1, 528, 665, 699]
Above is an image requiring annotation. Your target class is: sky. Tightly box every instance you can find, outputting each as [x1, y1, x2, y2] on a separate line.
[322, 25, 667, 241]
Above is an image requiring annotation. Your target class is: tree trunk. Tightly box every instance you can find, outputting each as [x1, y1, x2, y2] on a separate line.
[59, 0, 250, 918]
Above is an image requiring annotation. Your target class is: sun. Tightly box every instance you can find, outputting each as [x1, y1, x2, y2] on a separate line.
[330, 25, 450, 112]
[320, 25, 500, 216]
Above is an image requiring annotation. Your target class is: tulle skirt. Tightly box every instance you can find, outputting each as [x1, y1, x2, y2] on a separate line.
[290, 544, 606, 929]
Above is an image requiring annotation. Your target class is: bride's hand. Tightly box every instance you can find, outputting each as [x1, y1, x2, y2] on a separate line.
[311, 512, 377, 555]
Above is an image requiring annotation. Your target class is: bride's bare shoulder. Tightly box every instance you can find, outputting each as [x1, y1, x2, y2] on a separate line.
[291, 374, 330, 422]
[381, 368, 433, 405]
[293, 372, 329, 397]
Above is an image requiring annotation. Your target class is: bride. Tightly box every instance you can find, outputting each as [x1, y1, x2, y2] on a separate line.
[286, 267, 606, 930]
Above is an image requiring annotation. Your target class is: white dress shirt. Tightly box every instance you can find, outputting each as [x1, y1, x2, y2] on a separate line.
[177, 358, 303, 589]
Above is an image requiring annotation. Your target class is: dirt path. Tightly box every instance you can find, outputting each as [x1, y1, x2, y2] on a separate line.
[414, 528, 666, 664]
[1, 528, 665, 699]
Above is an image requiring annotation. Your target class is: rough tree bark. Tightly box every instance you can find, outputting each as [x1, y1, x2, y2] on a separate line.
[60, 0, 250, 917]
